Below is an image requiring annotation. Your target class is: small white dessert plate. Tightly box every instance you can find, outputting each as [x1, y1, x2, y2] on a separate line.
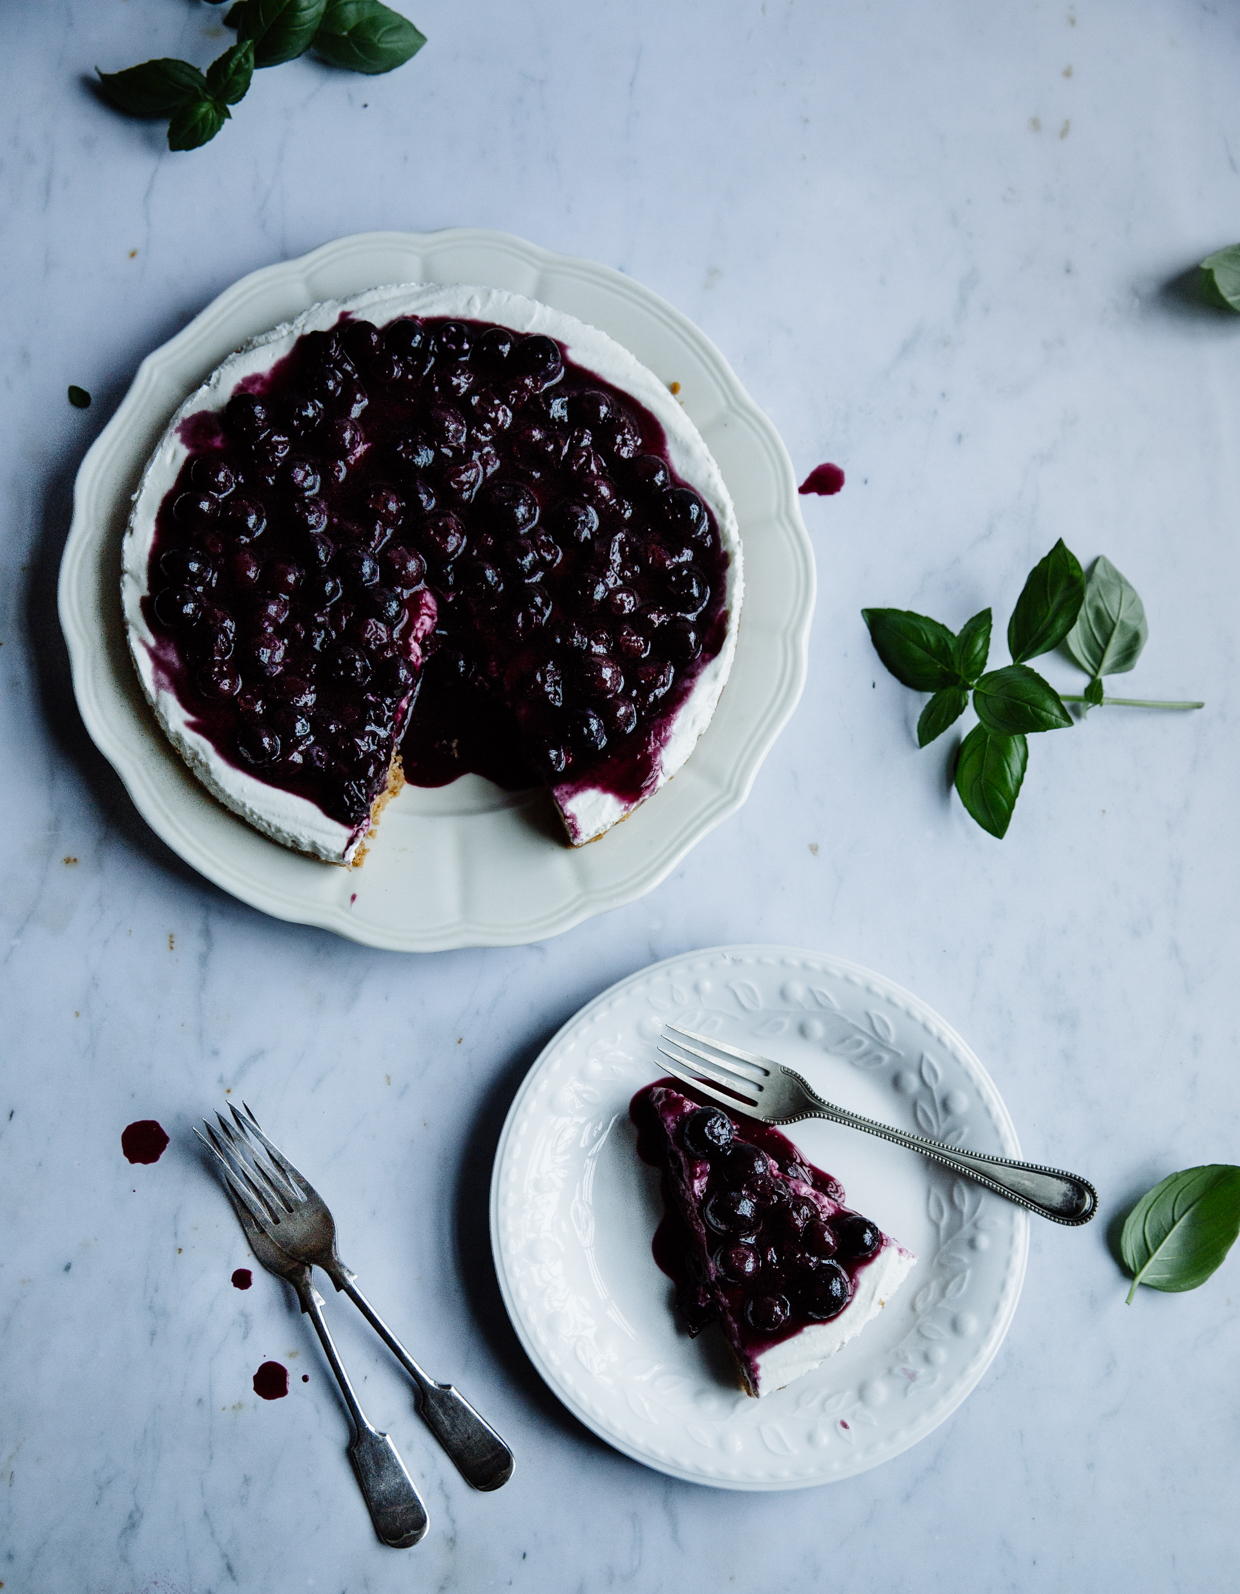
[58, 229, 813, 951]
[490, 946, 1029, 1489]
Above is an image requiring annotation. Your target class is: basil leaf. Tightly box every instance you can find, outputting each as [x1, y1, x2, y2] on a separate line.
[953, 608, 991, 684]
[973, 665, 1072, 735]
[1084, 676, 1104, 708]
[917, 686, 969, 748]
[167, 94, 230, 151]
[1200, 245, 1240, 311]
[96, 58, 207, 117]
[1121, 1165, 1240, 1303]
[1064, 555, 1149, 679]
[313, 1, 426, 73]
[67, 385, 91, 409]
[239, 0, 327, 68]
[206, 40, 256, 104]
[954, 725, 1027, 838]
[861, 609, 961, 693]
[1007, 539, 1085, 664]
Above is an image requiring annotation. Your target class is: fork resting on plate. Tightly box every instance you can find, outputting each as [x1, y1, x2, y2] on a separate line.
[658, 1023, 1097, 1226]
[199, 1104, 514, 1501]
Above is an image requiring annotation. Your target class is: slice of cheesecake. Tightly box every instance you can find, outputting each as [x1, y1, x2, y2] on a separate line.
[631, 1080, 915, 1397]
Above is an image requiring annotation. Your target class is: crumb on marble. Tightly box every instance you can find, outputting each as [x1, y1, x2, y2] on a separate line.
[63, 856, 78, 865]
[669, 380, 681, 394]
[168, 932, 175, 951]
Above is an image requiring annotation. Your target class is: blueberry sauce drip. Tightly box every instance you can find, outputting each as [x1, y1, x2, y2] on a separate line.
[143, 313, 731, 835]
[631, 1081, 885, 1375]
[121, 1120, 170, 1165]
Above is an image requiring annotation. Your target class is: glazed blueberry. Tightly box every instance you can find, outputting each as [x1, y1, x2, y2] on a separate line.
[198, 661, 242, 700]
[262, 559, 303, 594]
[160, 545, 215, 589]
[579, 655, 624, 698]
[275, 675, 316, 711]
[630, 453, 671, 494]
[601, 696, 637, 738]
[237, 723, 280, 765]
[338, 548, 381, 590]
[289, 497, 329, 535]
[550, 501, 599, 545]
[472, 325, 514, 373]
[530, 660, 564, 708]
[779, 1196, 821, 1242]
[304, 572, 343, 611]
[174, 491, 217, 528]
[191, 457, 236, 497]
[722, 1142, 773, 1188]
[482, 480, 539, 534]
[715, 1244, 760, 1284]
[195, 605, 236, 659]
[329, 646, 371, 688]
[220, 497, 267, 543]
[384, 316, 428, 360]
[665, 619, 702, 664]
[434, 320, 473, 361]
[382, 544, 426, 590]
[286, 459, 321, 496]
[681, 1106, 735, 1158]
[249, 630, 287, 677]
[541, 741, 571, 775]
[377, 654, 416, 696]
[573, 389, 614, 429]
[704, 1189, 759, 1237]
[666, 564, 709, 617]
[368, 587, 404, 627]
[251, 593, 290, 626]
[568, 707, 607, 754]
[421, 513, 467, 564]
[832, 1213, 882, 1262]
[154, 587, 203, 628]
[512, 333, 563, 388]
[744, 1293, 791, 1336]
[321, 416, 362, 461]
[633, 659, 674, 704]
[341, 320, 383, 366]
[226, 392, 269, 442]
[305, 531, 335, 569]
[800, 1263, 851, 1322]
[615, 624, 649, 661]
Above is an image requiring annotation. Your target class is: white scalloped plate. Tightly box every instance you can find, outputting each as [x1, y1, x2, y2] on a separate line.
[490, 946, 1029, 1489]
[57, 230, 813, 950]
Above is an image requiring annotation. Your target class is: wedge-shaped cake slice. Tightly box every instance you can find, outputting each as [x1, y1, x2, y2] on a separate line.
[631, 1080, 915, 1396]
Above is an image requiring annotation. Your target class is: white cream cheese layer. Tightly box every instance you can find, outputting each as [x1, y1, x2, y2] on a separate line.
[752, 1241, 917, 1396]
[123, 282, 742, 860]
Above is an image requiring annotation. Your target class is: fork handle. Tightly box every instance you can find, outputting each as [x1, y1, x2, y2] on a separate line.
[333, 1275, 515, 1492]
[807, 1100, 1097, 1225]
[297, 1286, 430, 1547]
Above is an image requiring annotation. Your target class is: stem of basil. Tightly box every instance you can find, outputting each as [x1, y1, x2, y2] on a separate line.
[1060, 695, 1205, 710]
[1125, 1276, 1140, 1304]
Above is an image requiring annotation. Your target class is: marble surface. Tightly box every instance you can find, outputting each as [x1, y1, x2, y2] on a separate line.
[3, 1, 1239, 1588]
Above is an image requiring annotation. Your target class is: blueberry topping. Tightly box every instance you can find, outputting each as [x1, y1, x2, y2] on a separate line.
[715, 1244, 760, 1284]
[148, 312, 727, 836]
[704, 1188, 760, 1237]
[744, 1293, 791, 1335]
[800, 1263, 851, 1322]
[237, 723, 280, 765]
[681, 1106, 735, 1158]
[832, 1213, 882, 1262]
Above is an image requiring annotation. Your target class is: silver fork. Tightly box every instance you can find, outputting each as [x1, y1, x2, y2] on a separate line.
[201, 1104, 515, 1492]
[658, 1023, 1098, 1226]
[208, 1174, 429, 1549]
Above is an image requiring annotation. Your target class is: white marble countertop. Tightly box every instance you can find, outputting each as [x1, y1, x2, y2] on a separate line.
[3, 1, 1238, 1588]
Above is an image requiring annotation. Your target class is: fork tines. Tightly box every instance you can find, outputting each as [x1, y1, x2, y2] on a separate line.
[657, 1023, 769, 1113]
[194, 1102, 303, 1230]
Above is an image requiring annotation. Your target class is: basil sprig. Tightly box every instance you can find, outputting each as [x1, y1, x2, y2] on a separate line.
[97, 0, 423, 151]
[864, 540, 1203, 838]
[1121, 1166, 1240, 1303]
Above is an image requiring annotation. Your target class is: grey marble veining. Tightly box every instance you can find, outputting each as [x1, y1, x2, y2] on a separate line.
[2, 1, 1238, 1589]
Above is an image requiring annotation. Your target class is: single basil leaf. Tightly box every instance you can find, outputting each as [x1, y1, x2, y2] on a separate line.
[954, 725, 1027, 838]
[1121, 1165, 1240, 1302]
[953, 608, 991, 684]
[917, 687, 969, 748]
[1007, 539, 1085, 664]
[167, 94, 230, 151]
[1200, 245, 1240, 311]
[313, 0, 426, 73]
[861, 609, 961, 693]
[1084, 676, 1104, 708]
[206, 40, 256, 104]
[67, 385, 91, 409]
[1064, 555, 1149, 679]
[96, 58, 207, 117]
[973, 665, 1072, 735]
[240, 0, 327, 68]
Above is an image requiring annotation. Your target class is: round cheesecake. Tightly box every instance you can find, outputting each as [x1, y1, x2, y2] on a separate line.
[123, 283, 743, 864]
